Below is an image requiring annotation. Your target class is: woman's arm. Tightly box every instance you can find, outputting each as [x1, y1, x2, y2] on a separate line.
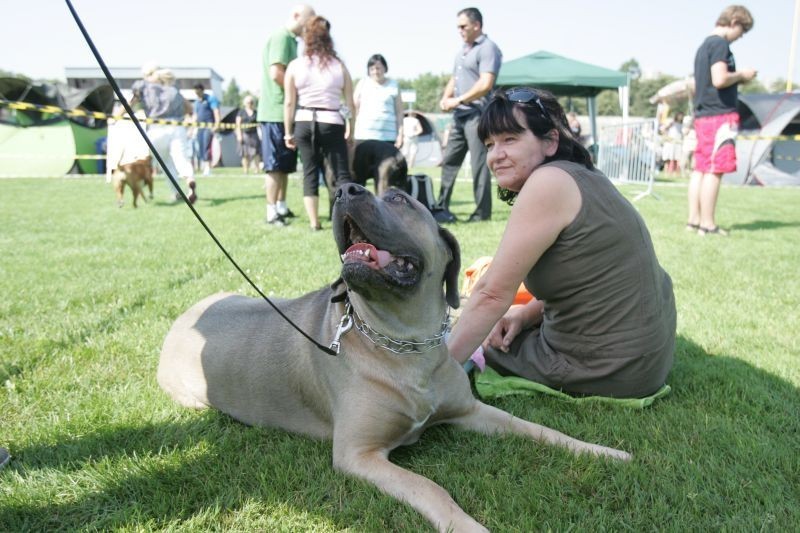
[235, 114, 243, 143]
[283, 68, 297, 150]
[394, 82, 404, 148]
[342, 66, 356, 141]
[447, 166, 581, 363]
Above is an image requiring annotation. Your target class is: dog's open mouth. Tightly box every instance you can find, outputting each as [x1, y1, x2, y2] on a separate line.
[340, 216, 420, 285]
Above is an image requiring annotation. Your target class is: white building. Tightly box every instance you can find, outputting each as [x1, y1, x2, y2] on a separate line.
[64, 67, 224, 102]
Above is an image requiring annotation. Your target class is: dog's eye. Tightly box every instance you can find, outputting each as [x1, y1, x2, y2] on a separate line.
[389, 193, 409, 204]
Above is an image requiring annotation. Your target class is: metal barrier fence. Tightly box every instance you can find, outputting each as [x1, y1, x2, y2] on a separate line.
[596, 119, 659, 201]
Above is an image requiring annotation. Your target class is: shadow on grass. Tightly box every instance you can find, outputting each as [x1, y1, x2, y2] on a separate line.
[150, 194, 264, 208]
[727, 219, 800, 232]
[2, 334, 798, 530]
[1, 413, 353, 530]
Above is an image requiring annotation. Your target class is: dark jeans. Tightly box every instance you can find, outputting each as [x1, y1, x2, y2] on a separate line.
[294, 121, 352, 196]
[437, 112, 492, 219]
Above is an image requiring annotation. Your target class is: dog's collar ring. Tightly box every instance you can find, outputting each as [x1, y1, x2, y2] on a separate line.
[329, 303, 354, 355]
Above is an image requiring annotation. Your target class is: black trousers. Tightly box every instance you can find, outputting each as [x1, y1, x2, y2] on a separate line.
[436, 112, 492, 219]
[294, 121, 352, 196]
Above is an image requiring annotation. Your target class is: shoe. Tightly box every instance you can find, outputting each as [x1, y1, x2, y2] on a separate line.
[311, 223, 323, 231]
[467, 213, 490, 223]
[266, 214, 288, 227]
[0, 447, 10, 469]
[202, 167, 211, 176]
[685, 223, 700, 231]
[698, 226, 728, 236]
[187, 181, 197, 205]
[278, 208, 297, 219]
[433, 209, 457, 224]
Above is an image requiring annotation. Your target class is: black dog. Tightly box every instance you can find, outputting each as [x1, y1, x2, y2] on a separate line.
[351, 140, 408, 195]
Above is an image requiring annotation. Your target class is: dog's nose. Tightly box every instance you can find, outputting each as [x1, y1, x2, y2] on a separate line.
[335, 182, 368, 202]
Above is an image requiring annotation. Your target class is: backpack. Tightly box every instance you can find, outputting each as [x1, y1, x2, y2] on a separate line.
[405, 174, 436, 212]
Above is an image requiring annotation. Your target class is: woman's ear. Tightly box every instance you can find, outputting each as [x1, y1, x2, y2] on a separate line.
[544, 129, 560, 157]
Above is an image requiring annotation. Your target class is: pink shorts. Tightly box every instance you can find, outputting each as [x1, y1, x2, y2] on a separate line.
[694, 112, 739, 174]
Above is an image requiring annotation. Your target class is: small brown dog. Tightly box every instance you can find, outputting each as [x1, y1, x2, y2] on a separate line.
[112, 156, 153, 208]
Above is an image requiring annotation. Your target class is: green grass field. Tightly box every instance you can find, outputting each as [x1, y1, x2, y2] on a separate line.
[1, 169, 798, 531]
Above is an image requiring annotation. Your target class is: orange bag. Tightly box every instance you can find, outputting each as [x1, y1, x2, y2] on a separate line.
[462, 256, 534, 305]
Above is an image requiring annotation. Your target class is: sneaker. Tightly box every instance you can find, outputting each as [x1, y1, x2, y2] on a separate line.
[187, 181, 197, 205]
[0, 447, 10, 469]
[266, 214, 288, 227]
[278, 208, 297, 218]
[433, 209, 457, 224]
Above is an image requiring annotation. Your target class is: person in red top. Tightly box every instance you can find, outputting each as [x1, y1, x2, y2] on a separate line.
[688, 5, 756, 236]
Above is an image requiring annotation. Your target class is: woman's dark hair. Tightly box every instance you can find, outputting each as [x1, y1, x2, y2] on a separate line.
[478, 87, 595, 204]
[303, 16, 338, 68]
[367, 54, 388, 73]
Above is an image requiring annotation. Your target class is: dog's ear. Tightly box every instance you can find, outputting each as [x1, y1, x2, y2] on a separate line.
[438, 226, 461, 309]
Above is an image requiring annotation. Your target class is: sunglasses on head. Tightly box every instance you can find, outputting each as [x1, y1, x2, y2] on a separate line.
[504, 88, 552, 123]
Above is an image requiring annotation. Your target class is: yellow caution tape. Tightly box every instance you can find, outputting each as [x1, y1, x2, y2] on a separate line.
[0, 98, 257, 130]
[737, 134, 800, 141]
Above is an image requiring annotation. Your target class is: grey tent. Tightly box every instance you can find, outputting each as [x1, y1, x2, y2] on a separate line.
[726, 93, 800, 186]
[216, 106, 241, 167]
[403, 110, 443, 167]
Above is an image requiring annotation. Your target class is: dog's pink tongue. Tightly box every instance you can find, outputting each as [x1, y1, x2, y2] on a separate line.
[344, 243, 393, 268]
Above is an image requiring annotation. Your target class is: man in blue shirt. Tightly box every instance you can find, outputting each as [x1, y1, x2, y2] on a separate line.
[193, 83, 221, 176]
[435, 7, 502, 223]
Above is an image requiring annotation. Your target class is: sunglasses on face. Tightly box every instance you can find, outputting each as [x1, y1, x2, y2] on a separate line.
[504, 88, 552, 123]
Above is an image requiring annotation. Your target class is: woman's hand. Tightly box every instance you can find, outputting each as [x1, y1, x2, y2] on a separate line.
[482, 304, 531, 353]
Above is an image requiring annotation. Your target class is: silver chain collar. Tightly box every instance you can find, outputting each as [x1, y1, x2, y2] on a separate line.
[329, 301, 450, 355]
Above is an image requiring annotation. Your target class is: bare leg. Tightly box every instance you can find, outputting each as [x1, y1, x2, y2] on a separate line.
[699, 172, 723, 229]
[304, 195, 320, 229]
[687, 170, 703, 227]
[275, 172, 288, 203]
[242, 156, 249, 174]
[266, 171, 285, 205]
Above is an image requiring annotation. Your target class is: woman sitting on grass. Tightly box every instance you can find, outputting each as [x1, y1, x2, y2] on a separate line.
[448, 87, 676, 398]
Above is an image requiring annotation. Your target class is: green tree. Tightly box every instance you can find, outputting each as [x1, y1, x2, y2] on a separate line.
[399, 72, 450, 113]
[739, 79, 767, 95]
[222, 78, 242, 107]
[769, 78, 789, 93]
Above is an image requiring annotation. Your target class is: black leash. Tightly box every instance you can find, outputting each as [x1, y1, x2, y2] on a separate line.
[64, 0, 337, 356]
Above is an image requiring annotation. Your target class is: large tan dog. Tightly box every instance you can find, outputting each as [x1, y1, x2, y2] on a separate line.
[158, 183, 630, 532]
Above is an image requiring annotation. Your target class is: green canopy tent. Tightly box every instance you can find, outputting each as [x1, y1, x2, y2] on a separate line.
[495, 50, 629, 150]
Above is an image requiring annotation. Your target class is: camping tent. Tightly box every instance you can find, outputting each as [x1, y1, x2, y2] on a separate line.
[495, 50, 629, 149]
[403, 110, 443, 167]
[726, 93, 800, 186]
[0, 78, 112, 176]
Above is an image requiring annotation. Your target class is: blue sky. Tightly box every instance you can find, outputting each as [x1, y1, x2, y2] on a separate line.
[3, 0, 796, 93]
